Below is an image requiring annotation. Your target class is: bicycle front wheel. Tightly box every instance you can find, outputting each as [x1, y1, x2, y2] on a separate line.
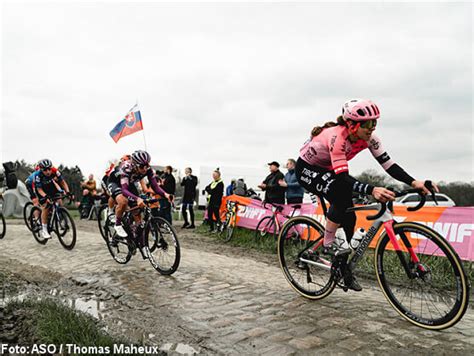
[29, 206, 48, 245]
[146, 217, 180, 275]
[0, 213, 5, 239]
[97, 205, 108, 242]
[375, 222, 470, 330]
[55, 208, 77, 250]
[278, 216, 336, 299]
[223, 212, 236, 242]
[255, 216, 276, 243]
[23, 202, 34, 231]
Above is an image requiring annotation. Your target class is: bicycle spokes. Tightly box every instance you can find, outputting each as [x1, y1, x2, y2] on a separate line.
[376, 222, 469, 329]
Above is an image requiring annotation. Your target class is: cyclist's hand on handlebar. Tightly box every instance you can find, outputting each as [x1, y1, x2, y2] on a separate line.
[372, 187, 396, 203]
[411, 180, 439, 195]
[137, 197, 146, 207]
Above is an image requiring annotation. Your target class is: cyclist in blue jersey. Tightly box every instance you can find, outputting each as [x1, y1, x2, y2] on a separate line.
[34, 159, 71, 239]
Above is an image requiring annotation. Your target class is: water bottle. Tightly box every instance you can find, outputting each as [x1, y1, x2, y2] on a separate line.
[335, 228, 350, 250]
[350, 228, 366, 250]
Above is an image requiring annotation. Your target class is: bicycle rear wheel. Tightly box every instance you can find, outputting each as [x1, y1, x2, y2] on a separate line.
[255, 216, 276, 243]
[29, 206, 48, 245]
[23, 202, 34, 231]
[55, 208, 76, 250]
[146, 217, 180, 275]
[97, 204, 108, 242]
[375, 222, 470, 330]
[278, 216, 336, 299]
[0, 213, 5, 239]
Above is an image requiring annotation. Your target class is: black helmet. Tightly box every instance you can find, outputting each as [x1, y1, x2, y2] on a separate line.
[38, 159, 53, 169]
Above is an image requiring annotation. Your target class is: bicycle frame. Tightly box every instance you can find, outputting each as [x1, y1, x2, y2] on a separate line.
[302, 203, 422, 277]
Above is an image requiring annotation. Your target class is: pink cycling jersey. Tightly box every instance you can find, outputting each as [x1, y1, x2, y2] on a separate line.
[299, 125, 394, 174]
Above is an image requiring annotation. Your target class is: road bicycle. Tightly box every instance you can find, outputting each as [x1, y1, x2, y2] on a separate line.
[277, 184, 470, 330]
[218, 200, 240, 242]
[255, 202, 301, 242]
[103, 199, 180, 275]
[29, 193, 77, 250]
[0, 208, 5, 239]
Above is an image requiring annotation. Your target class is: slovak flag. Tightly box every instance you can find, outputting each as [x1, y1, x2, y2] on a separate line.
[109, 104, 144, 143]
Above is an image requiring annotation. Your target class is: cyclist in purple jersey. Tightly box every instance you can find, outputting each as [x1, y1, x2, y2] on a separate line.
[107, 151, 172, 253]
[296, 99, 439, 291]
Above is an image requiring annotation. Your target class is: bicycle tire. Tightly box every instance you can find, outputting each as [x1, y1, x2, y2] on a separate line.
[97, 204, 108, 242]
[255, 216, 276, 242]
[0, 213, 5, 239]
[23, 202, 34, 231]
[375, 221, 470, 330]
[55, 207, 77, 250]
[223, 212, 236, 242]
[278, 216, 336, 299]
[29, 206, 48, 245]
[146, 217, 180, 275]
[105, 219, 132, 264]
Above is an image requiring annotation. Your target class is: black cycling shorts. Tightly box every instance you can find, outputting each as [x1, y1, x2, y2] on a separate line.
[107, 181, 139, 202]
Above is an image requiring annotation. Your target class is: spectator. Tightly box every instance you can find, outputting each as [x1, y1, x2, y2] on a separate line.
[279, 158, 305, 204]
[233, 177, 247, 196]
[258, 161, 285, 204]
[226, 179, 236, 196]
[79, 174, 97, 219]
[181, 167, 198, 229]
[158, 166, 176, 224]
[205, 168, 224, 232]
[81, 174, 97, 196]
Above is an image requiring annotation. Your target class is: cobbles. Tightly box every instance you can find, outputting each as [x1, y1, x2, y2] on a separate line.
[0, 222, 473, 354]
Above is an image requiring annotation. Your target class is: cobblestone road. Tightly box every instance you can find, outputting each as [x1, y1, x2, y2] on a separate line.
[1, 221, 473, 355]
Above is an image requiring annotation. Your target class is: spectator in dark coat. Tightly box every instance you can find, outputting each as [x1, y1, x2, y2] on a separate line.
[158, 166, 176, 223]
[279, 158, 305, 204]
[181, 167, 198, 229]
[258, 161, 285, 204]
[205, 169, 224, 232]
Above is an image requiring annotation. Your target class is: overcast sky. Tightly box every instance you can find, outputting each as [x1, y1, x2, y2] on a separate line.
[1, 1, 472, 184]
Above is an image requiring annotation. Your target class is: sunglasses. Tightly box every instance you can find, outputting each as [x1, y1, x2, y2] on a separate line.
[359, 119, 377, 129]
[42, 168, 52, 172]
[138, 164, 149, 169]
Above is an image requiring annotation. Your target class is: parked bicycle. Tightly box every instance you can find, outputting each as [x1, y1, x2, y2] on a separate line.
[218, 200, 240, 242]
[29, 193, 76, 250]
[102, 198, 180, 275]
[277, 184, 470, 330]
[255, 202, 301, 242]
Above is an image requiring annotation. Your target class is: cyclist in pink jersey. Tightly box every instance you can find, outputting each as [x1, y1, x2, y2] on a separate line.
[296, 99, 439, 291]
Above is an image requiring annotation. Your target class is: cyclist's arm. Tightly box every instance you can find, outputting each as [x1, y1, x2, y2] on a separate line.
[147, 171, 168, 197]
[59, 179, 70, 193]
[36, 187, 47, 199]
[368, 135, 415, 186]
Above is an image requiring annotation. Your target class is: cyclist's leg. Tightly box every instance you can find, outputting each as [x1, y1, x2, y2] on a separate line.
[38, 195, 51, 238]
[295, 159, 344, 250]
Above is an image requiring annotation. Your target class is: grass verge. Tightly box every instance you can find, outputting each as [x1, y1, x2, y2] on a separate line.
[1, 298, 127, 346]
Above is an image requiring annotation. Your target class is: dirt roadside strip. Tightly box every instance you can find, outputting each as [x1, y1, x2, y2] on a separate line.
[1, 220, 474, 355]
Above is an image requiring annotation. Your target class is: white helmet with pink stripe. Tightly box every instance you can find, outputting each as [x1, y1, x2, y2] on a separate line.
[342, 99, 380, 121]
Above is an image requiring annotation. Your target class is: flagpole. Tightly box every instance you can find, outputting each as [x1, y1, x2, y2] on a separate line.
[137, 99, 148, 151]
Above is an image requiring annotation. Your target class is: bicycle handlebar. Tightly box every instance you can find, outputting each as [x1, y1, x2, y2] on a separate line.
[348, 180, 437, 220]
